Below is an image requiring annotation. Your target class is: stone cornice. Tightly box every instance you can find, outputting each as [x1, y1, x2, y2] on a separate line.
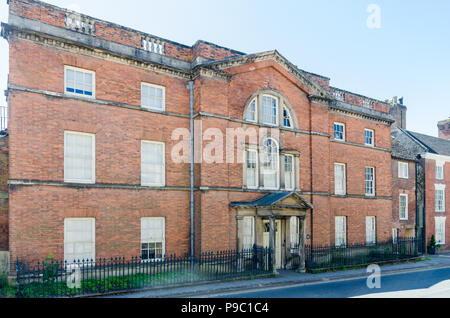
[330, 102, 394, 125]
[2, 19, 193, 80]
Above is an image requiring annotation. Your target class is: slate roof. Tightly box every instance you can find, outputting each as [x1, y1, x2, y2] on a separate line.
[230, 192, 313, 209]
[404, 130, 450, 157]
[391, 136, 419, 162]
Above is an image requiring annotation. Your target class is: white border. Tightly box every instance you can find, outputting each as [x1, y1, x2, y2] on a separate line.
[141, 82, 166, 112]
[140, 217, 166, 261]
[141, 140, 166, 187]
[64, 218, 96, 263]
[334, 122, 346, 141]
[399, 193, 409, 220]
[364, 129, 375, 147]
[398, 161, 409, 179]
[334, 163, 347, 195]
[64, 131, 96, 184]
[261, 94, 279, 127]
[64, 65, 96, 99]
[365, 166, 376, 197]
[284, 154, 295, 191]
[244, 148, 259, 189]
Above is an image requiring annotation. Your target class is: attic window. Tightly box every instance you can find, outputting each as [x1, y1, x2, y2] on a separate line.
[65, 13, 95, 35]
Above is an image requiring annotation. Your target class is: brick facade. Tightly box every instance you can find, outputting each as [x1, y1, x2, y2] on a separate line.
[2, 0, 401, 265]
[0, 136, 8, 251]
[391, 158, 417, 238]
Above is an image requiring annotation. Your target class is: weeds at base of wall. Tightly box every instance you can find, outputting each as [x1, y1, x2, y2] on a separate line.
[0, 275, 16, 298]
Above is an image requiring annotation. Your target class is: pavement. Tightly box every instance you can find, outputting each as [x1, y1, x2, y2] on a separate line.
[103, 253, 450, 298]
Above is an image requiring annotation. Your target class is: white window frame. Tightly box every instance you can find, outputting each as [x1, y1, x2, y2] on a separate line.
[261, 137, 280, 190]
[334, 163, 347, 195]
[436, 162, 444, 180]
[435, 217, 446, 245]
[141, 82, 166, 112]
[141, 141, 166, 187]
[335, 216, 347, 247]
[64, 131, 96, 184]
[364, 129, 374, 147]
[245, 149, 259, 189]
[64, 65, 96, 98]
[261, 95, 279, 126]
[398, 162, 409, 179]
[282, 106, 293, 128]
[365, 167, 376, 197]
[392, 228, 398, 244]
[284, 154, 295, 191]
[244, 98, 258, 123]
[334, 122, 345, 141]
[435, 184, 446, 213]
[242, 216, 255, 250]
[141, 217, 165, 262]
[290, 216, 299, 248]
[399, 194, 409, 221]
[366, 216, 377, 245]
[64, 218, 96, 263]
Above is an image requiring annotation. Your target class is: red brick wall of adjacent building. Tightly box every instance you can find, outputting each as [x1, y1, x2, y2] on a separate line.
[391, 159, 417, 238]
[424, 159, 450, 251]
[0, 137, 8, 251]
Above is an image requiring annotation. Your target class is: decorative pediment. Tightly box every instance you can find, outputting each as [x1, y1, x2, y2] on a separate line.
[199, 50, 330, 98]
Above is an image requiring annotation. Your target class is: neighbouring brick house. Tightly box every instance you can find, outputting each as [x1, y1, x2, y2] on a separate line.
[0, 0, 420, 271]
[391, 127, 450, 251]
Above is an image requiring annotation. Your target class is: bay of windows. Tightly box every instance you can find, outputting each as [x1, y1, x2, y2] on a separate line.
[244, 138, 298, 191]
[243, 93, 295, 129]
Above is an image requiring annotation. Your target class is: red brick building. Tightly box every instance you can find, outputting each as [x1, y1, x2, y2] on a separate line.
[1, 0, 399, 269]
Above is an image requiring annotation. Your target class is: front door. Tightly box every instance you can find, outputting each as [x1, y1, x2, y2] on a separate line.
[263, 220, 282, 269]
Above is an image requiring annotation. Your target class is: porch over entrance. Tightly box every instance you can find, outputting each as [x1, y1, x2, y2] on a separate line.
[231, 192, 313, 272]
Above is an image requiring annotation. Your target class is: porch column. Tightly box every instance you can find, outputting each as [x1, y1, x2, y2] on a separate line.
[298, 216, 306, 273]
[269, 215, 277, 274]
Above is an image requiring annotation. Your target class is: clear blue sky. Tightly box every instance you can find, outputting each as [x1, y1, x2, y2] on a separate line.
[1, 0, 449, 136]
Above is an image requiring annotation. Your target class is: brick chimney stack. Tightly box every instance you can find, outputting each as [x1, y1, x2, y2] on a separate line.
[389, 96, 407, 130]
[438, 118, 450, 139]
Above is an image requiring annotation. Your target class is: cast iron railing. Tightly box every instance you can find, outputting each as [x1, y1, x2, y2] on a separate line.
[304, 238, 421, 271]
[15, 246, 272, 298]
